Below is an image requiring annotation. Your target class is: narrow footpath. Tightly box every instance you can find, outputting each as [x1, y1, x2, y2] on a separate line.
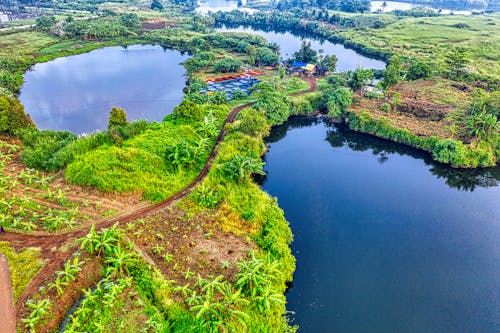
[0, 254, 16, 333]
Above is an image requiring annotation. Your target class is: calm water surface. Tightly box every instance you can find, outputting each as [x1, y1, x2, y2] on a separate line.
[261, 118, 500, 333]
[371, 1, 479, 14]
[20, 44, 188, 134]
[216, 26, 386, 71]
[196, 0, 257, 15]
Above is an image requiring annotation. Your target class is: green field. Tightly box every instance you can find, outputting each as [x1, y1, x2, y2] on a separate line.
[339, 14, 500, 80]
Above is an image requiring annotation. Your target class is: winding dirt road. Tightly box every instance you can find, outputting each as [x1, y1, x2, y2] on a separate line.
[0, 77, 317, 324]
[0, 254, 16, 333]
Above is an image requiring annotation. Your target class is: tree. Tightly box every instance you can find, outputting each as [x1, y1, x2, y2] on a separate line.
[445, 47, 469, 79]
[237, 108, 270, 137]
[213, 57, 241, 73]
[406, 60, 432, 80]
[151, 0, 164, 11]
[105, 244, 138, 277]
[255, 47, 280, 66]
[35, 16, 56, 32]
[382, 1, 388, 12]
[173, 98, 203, 121]
[164, 140, 196, 171]
[318, 54, 338, 72]
[119, 13, 140, 30]
[324, 87, 354, 118]
[383, 55, 403, 88]
[108, 107, 128, 128]
[347, 68, 374, 91]
[293, 41, 317, 63]
[278, 65, 286, 79]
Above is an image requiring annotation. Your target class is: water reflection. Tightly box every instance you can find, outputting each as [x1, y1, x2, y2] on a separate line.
[20, 45, 188, 134]
[266, 117, 500, 192]
[261, 117, 499, 333]
[216, 24, 387, 71]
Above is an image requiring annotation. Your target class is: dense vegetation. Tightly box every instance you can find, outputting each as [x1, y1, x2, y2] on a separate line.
[0, 2, 499, 333]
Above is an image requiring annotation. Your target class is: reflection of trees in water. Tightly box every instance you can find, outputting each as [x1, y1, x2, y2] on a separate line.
[266, 117, 499, 192]
[325, 122, 500, 191]
[266, 116, 320, 143]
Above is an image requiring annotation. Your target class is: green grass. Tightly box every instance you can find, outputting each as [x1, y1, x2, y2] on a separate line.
[65, 105, 229, 202]
[0, 31, 57, 57]
[338, 14, 500, 80]
[0, 242, 43, 300]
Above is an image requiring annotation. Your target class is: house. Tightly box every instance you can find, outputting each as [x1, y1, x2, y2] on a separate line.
[303, 64, 316, 76]
[287, 62, 318, 76]
[316, 67, 329, 76]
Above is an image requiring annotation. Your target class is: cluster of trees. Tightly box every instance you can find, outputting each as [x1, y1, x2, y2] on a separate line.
[381, 55, 432, 88]
[245, 45, 280, 66]
[213, 57, 242, 73]
[62, 14, 140, 39]
[213, 10, 385, 36]
[292, 41, 338, 71]
[276, 0, 371, 12]
[183, 51, 216, 72]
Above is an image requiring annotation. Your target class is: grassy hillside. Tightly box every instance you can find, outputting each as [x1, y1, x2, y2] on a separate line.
[339, 14, 500, 81]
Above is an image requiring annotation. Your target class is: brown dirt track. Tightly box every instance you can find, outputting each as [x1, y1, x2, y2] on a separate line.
[0, 77, 317, 325]
[0, 254, 16, 333]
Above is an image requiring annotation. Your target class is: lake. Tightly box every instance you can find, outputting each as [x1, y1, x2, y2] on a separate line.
[261, 117, 500, 332]
[20, 44, 188, 134]
[216, 25, 387, 71]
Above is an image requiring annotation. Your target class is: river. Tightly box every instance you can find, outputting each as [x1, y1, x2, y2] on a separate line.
[261, 118, 500, 332]
[20, 44, 188, 134]
[216, 25, 386, 71]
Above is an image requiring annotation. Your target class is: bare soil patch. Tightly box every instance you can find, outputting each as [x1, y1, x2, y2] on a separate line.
[0, 254, 16, 333]
[349, 79, 472, 139]
[128, 206, 253, 288]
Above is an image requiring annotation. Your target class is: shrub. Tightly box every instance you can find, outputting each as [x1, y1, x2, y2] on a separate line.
[236, 108, 270, 138]
[0, 96, 34, 135]
[406, 61, 432, 80]
[380, 103, 391, 112]
[19, 129, 77, 171]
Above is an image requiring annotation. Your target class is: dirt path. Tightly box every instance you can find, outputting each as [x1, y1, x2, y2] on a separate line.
[0, 77, 318, 323]
[0, 254, 16, 333]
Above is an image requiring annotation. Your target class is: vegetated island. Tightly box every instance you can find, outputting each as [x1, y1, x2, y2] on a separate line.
[0, 0, 498, 332]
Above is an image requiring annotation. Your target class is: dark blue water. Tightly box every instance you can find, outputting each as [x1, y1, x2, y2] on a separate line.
[20, 45, 188, 134]
[261, 118, 500, 333]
